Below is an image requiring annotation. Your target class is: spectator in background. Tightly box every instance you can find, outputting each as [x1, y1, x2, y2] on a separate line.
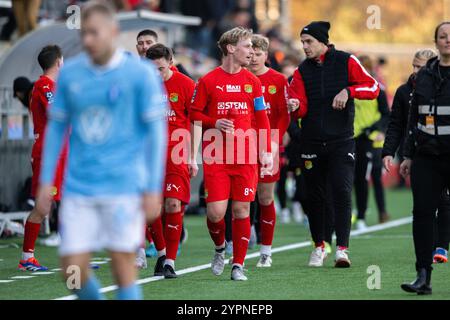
[353, 55, 390, 230]
[0, 5, 16, 41]
[266, 28, 285, 72]
[234, 0, 258, 32]
[13, 76, 34, 109]
[12, 0, 41, 37]
[180, 0, 224, 57]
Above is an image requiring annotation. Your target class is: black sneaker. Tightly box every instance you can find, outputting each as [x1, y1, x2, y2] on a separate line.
[163, 264, 177, 279]
[154, 255, 166, 276]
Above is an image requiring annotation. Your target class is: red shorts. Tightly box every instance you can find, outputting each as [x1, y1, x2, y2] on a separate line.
[203, 163, 258, 203]
[31, 156, 67, 201]
[164, 160, 190, 204]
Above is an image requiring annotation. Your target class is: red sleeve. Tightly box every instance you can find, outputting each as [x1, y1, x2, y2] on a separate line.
[184, 78, 196, 114]
[253, 78, 271, 153]
[347, 55, 380, 100]
[37, 86, 50, 111]
[190, 78, 216, 129]
[276, 78, 290, 145]
[287, 69, 308, 119]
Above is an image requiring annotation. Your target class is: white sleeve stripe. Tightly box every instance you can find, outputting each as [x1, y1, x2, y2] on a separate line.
[349, 55, 379, 91]
[355, 83, 379, 92]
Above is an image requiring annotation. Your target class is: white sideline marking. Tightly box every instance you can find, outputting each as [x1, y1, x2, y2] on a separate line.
[33, 272, 55, 275]
[55, 216, 412, 300]
[90, 261, 108, 265]
[0, 280, 15, 283]
[11, 276, 35, 279]
[51, 268, 62, 272]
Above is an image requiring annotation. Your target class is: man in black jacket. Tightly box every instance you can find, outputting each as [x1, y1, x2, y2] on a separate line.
[287, 21, 380, 268]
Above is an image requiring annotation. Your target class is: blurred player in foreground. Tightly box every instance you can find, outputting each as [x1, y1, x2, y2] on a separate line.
[35, 1, 167, 300]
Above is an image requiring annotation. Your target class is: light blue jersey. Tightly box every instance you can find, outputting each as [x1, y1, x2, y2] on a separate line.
[40, 49, 167, 196]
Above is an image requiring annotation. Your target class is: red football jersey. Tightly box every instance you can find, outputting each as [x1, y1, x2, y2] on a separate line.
[165, 71, 195, 153]
[191, 67, 265, 163]
[257, 68, 290, 146]
[29, 75, 55, 159]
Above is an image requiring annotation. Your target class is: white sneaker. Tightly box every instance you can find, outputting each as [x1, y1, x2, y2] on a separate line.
[135, 248, 148, 269]
[231, 265, 248, 281]
[280, 208, 291, 224]
[335, 248, 351, 268]
[40, 232, 60, 247]
[256, 254, 272, 267]
[211, 251, 225, 276]
[292, 202, 304, 224]
[356, 220, 367, 231]
[308, 247, 327, 267]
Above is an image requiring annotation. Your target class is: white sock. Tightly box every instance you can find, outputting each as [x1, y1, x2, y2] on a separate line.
[22, 252, 34, 260]
[157, 249, 166, 258]
[260, 245, 272, 256]
[164, 259, 175, 268]
[215, 242, 226, 252]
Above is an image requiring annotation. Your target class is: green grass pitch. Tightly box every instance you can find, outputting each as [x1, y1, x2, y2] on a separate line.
[0, 189, 449, 300]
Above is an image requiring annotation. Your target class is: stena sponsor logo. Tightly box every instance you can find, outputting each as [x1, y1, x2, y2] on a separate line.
[217, 102, 248, 110]
[226, 85, 241, 93]
[166, 109, 176, 117]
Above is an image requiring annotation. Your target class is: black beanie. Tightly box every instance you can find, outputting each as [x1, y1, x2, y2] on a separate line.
[300, 21, 330, 45]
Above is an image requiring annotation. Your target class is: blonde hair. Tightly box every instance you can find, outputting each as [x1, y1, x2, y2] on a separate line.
[251, 34, 269, 52]
[414, 48, 437, 61]
[217, 27, 253, 56]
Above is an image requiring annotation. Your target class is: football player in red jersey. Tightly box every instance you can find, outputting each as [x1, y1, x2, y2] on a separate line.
[134, 29, 189, 267]
[136, 29, 158, 58]
[145, 44, 201, 278]
[190, 27, 272, 281]
[248, 34, 290, 267]
[18, 45, 67, 271]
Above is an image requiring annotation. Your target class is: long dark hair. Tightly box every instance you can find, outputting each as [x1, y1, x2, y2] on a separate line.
[434, 21, 450, 42]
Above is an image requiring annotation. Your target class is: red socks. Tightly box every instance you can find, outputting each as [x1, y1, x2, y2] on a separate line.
[315, 241, 325, 249]
[145, 225, 153, 243]
[207, 218, 225, 247]
[22, 221, 41, 255]
[260, 202, 276, 246]
[164, 211, 183, 260]
[232, 216, 251, 266]
[150, 216, 166, 252]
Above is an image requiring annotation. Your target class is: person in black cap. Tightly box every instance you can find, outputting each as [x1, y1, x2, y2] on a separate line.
[13, 76, 34, 109]
[287, 21, 380, 268]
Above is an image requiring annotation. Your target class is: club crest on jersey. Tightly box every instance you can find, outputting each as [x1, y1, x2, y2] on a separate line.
[304, 160, 313, 170]
[226, 85, 241, 93]
[169, 93, 179, 103]
[244, 84, 253, 93]
[268, 85, 277, 94]
[79, 106, 113, 145]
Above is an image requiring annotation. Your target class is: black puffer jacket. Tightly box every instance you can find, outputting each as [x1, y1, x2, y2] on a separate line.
[382, 74, 414, 159]
[404, 57, 450, 157]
